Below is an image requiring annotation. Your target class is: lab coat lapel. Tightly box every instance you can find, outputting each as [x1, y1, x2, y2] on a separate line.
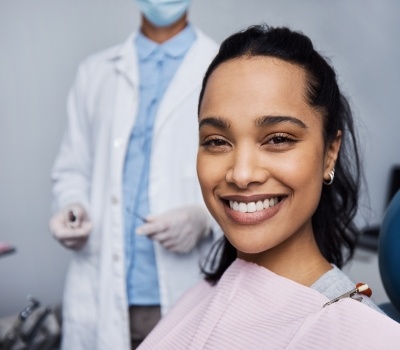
[154, 36, 203, 131]
[111, 32, 140, 144]
[113, 32, 139, 88]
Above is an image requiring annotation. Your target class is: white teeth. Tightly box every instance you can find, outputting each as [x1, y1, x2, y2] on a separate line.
[238, 203, 247, 212]
[229, 197, 281, 213]
[247, 202, 257, 213]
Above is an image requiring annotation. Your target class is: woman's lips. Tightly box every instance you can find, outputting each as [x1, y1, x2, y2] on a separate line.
[222, 196, 285, 224]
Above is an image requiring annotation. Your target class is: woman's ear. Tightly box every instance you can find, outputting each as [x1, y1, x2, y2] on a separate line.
[324, 130, 342, 180]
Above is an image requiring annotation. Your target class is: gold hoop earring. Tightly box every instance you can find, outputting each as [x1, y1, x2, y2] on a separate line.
[323, 168, 335, 186]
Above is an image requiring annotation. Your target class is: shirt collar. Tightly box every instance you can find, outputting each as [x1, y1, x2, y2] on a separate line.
[135, 23, 196, 60]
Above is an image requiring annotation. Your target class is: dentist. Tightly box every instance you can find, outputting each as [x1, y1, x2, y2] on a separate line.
[49, 1, 219, 349]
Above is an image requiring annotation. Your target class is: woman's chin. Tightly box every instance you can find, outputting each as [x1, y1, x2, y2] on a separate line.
[228, 237, 269, 256]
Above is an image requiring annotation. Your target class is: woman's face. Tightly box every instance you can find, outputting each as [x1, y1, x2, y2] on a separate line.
[197, 56, 340, 262]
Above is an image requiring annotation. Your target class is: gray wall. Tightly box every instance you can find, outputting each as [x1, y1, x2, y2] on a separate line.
[1, 0, 399, 316]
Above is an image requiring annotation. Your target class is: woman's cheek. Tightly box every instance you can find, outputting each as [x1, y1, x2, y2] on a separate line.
[197, 156, 223, 208]
[197, 156, 213, 192]
[272, 149, 322, 185]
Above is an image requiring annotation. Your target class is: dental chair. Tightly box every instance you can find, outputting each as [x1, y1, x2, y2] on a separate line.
[378, 189, 400, 322]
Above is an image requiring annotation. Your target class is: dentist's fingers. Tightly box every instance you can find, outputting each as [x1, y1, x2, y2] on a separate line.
[136, 220, 170, 236]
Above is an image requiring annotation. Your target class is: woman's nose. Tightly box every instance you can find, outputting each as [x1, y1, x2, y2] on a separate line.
[225, 148, 269, 189]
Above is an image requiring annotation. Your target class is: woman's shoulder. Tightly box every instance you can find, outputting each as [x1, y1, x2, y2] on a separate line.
[311, 265, 383, 313]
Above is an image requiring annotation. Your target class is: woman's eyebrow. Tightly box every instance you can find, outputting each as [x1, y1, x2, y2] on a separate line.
[255, 115, 308, 129]
[199, 117, 231, 130]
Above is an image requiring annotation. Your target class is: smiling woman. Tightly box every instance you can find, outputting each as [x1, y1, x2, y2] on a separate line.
[198, 56, 338, 281]
[138, 25, 400, 349]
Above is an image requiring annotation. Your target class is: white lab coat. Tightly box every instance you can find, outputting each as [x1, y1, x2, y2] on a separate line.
[51, 28, 220, 350]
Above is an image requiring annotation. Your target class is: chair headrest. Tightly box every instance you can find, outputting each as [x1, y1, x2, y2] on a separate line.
[379, 189, 400, 313]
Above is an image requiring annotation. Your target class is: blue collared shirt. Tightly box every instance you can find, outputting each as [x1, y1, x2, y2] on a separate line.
[123, 25, 196, 305]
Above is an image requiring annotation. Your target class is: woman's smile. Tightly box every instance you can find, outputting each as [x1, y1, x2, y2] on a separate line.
[220, 194, 287, 225]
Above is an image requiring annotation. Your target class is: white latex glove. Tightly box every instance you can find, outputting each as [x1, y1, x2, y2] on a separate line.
[136, 205, 211, 253]
[49, 203, 92, 250]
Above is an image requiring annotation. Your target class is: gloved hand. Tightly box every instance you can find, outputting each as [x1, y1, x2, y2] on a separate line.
[49, 203, 92, 250]
[136, 205, 211, 254]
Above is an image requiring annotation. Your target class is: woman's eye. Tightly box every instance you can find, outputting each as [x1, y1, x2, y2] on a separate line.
[270, 136, 287, 144]
[265, 134, 297, 145]
[263, 134, 298, 151]
[201, 137, 231, 150]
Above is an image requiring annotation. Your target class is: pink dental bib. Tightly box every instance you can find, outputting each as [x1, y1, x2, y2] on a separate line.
[140, 259, 400, 349]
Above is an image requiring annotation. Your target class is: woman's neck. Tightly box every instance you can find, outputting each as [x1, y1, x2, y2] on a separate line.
[238, 230, 332, 287]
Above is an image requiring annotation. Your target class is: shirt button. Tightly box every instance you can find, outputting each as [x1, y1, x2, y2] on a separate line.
[111, 195, 118, 204]
[113, 138, 124, 149]
[113, 253, 119, 262]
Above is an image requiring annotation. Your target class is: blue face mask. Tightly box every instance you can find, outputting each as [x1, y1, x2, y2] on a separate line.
[136, 0, 191, 27]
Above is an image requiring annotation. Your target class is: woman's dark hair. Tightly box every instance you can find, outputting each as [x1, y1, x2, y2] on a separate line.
[199, 24, 361, 284]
